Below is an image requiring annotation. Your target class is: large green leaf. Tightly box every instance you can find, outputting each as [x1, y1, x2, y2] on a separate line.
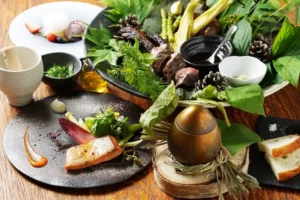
[232, 19, 252, 56]
[273, 56, 300, 87]
[86, 49, 122, 66]
[218, 120, 261, 156]
[219, 0, 256, 18]
[226, 84, 265, 116]
[272, 17, 295, 57]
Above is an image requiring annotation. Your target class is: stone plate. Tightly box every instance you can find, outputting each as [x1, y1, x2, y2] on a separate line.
[3, 92, 152, 188]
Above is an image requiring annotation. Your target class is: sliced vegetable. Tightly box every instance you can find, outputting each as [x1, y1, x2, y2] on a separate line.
[172, 0, 199, 52]
[192, 0, 233, 36]
[58, 118, 96, 144]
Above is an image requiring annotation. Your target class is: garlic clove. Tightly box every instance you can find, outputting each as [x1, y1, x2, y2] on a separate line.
[51, 99, 66, 113]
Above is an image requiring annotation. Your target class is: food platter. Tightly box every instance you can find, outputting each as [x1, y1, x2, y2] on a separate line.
[83, 9, 289, 105]
[3, 92, 152, 188]
[9, 1, 102, 58]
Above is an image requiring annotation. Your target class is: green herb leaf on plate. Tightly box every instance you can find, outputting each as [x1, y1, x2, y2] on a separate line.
[225, 84, 265, 116]
[108, 38, 167, 100]
[102, 0, 159, 23]
[192, 85, 227, 101]
[217, 119, 261, 156]
[139, 81, 179, 136]
[219, 0, 255, 18]
[86, 49, 122, 66]
[84, 23, 112, 49]
[232, 18, 252, 56]
[272, 17, 295, 57]
[273, 56, 300, 87]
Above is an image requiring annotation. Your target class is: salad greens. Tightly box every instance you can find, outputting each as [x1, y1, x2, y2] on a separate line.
[45, 63, 74, 78]
[108, 39, 167, 100]
[84, 107, 141, 141]
[232, 18, 252, 56]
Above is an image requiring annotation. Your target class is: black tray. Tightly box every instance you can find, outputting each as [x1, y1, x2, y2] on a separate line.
[248, 116, 300, 190]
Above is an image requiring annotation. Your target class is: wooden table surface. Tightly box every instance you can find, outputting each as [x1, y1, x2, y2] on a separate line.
[1, 0, 300, 200]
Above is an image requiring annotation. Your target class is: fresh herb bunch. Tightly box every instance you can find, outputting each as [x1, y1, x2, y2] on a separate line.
[45, 63, 74, 78]
[85, 108, 130, 140]
[108, 39, 167, 100]
[102, 0, 163, 23]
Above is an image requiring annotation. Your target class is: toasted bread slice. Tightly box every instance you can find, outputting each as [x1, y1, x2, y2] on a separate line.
[65, 135, 123, 170]
[258, 134, 300, 158]
[265, 148, 300, 181]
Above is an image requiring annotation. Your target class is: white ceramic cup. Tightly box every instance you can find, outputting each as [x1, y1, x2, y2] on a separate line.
[0, 46, 43, 106]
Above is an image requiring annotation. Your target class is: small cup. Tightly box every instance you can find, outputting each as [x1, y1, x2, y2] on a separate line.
[0, 46, 43, 106]
[218, 56, 267, 87]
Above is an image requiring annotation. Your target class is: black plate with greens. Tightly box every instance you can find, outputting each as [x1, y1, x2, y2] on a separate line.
[84, 9, 150, 100]
[4, 92, 152, 188]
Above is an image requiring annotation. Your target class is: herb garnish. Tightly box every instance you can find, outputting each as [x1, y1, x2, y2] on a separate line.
[108, 38, 167, 100]
[45, 63, 74, 78]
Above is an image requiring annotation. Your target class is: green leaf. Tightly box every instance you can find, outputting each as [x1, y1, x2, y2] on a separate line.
[219, 0, 256, 18]
[282, 27, 300, 57]
[192, 85, 227, 101]
[232, 19, 252, 56]
[139, 82, 179, 136]
[273, 56, 300, 87]
[218, 120, 261, 156]
[84, 23, 112, 49]
[226, 84, 265, 116]
[102, 0, 158, 23]
[272, 17, 295, 57]
[86, 49, 122, 66]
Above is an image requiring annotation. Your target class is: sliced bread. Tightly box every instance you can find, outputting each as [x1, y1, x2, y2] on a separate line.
[258, 134, 300, 158]
[265, 148, 300, 181]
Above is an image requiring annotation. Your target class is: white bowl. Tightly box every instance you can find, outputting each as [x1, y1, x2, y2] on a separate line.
[218, 56, 267, 87]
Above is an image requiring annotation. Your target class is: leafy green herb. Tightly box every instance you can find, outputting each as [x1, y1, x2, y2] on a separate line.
[84, 23, 111, 49]
[86, 49, 122, 66]
[108, 39, 167, 100]
[192, 85, 227, 101]
[232, 18, 252, 55]
[139, 82, 179, 136]
[44, 63, 74, 78]
[217, 120, 261, 155]
[273, 56, 300, 87]
[102, 0, 161, 23]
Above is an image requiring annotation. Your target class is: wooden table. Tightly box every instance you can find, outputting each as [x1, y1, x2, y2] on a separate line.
[0, 0, 300, 200]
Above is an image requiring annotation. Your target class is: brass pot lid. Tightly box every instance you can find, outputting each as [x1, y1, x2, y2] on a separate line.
[175, 105, 216, 135]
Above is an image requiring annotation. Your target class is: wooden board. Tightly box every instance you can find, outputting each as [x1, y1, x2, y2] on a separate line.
[153, 144, 249, 199]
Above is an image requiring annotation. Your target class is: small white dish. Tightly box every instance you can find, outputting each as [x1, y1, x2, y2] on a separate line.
[218, 56, 267, 87]
[9, 1, 102, 58]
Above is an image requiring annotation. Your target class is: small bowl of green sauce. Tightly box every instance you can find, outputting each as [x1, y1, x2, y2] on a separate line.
[42, 52, 82, 92]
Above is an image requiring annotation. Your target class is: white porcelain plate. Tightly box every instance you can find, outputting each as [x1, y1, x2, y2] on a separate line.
[9, 1, 103, 58]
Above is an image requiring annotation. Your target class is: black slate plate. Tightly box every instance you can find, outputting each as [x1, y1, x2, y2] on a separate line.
[83, 9, 150, 100]
[248, 116, 300, 190]
[3, 92, 152, 188]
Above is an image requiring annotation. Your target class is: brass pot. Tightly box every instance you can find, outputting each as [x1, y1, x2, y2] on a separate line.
[167, 105, 221, 165]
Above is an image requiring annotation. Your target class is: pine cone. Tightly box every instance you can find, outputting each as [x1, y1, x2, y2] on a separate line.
[249, 34, 271, 63]
[194, 71, 228, 92]
[116, 14, 140, 29]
